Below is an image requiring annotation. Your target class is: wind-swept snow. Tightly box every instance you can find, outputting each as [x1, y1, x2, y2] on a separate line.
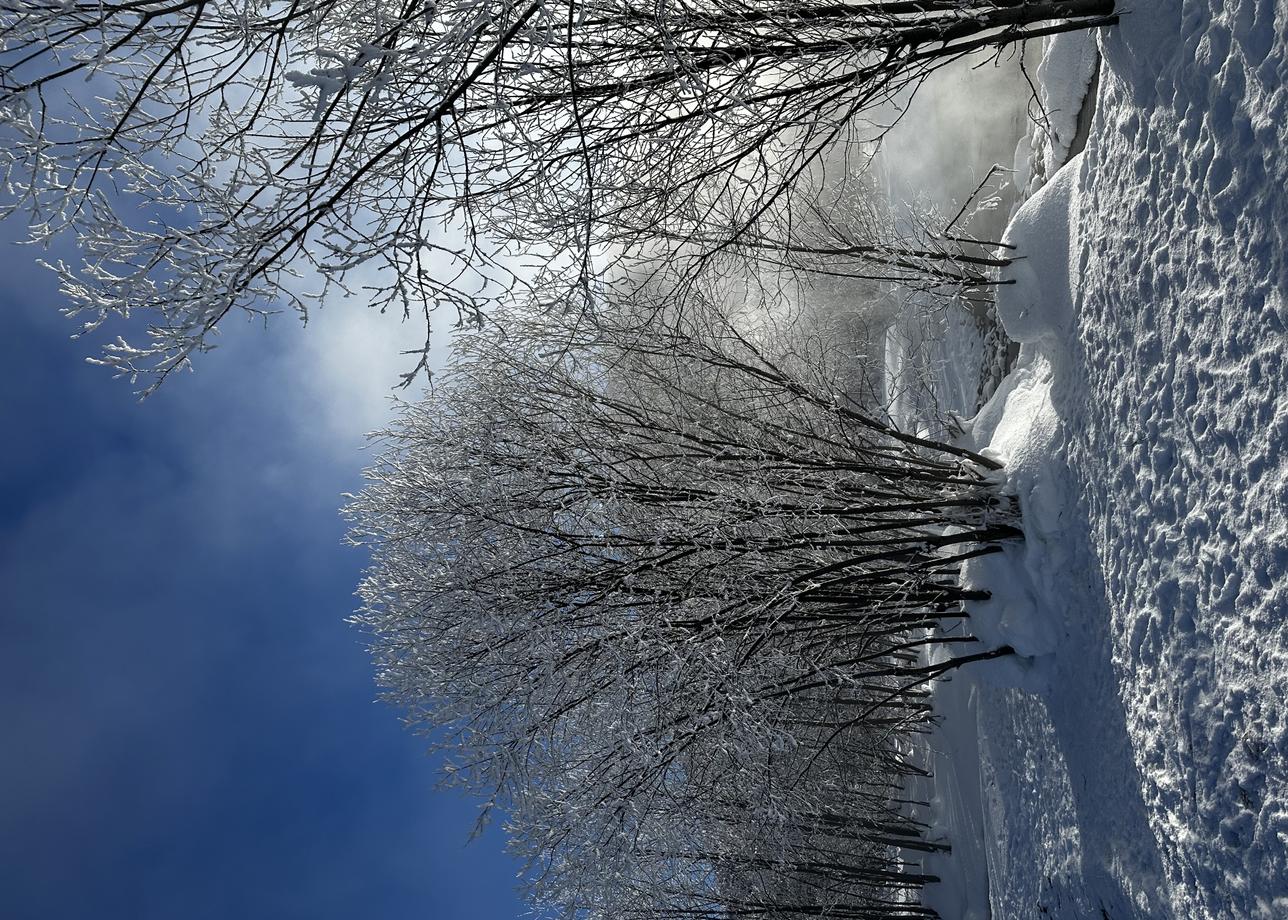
[923, 0, 1288, 916]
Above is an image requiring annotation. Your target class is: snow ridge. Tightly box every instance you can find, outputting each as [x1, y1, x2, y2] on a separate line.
[929, 1, 1287, 915]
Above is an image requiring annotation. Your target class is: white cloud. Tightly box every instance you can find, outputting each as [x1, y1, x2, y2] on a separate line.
[283, 300, 444, 449]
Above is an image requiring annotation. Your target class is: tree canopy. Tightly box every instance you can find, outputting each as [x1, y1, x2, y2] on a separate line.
[2, 0, 1115, 388]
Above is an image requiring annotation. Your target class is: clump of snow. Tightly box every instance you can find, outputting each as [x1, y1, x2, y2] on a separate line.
[1035, 33, 1099, 163]
[991, 158, 1078, 355]
[1014, 31, 1100, 200]
[947, 155, 1086, 676]
[959, 361, 1060, 671]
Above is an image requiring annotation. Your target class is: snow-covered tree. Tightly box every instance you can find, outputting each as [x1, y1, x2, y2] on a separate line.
[348, 290, 1018, 918]
[2, 0, 1115, 388]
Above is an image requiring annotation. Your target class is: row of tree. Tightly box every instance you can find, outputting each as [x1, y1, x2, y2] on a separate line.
[348, 292, 1019, 917]
[3, 3, 1119, 915]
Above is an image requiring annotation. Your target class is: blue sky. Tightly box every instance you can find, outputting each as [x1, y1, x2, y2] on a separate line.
[0, 219, 526, 919]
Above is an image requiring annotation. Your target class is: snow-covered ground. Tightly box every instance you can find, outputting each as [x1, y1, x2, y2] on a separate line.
[917, 2, 1288, 916]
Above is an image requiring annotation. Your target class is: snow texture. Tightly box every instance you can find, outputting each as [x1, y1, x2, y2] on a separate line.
[924, 1, 1288, 916]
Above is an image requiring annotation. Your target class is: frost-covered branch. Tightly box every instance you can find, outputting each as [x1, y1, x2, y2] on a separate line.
[1, 0, 1115, 387]
[347, 288, 1021, 918]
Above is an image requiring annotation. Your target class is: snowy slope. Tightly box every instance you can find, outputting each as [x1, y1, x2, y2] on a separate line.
[1062, 1, 1288, 914]
[927, 1, 1288, 916]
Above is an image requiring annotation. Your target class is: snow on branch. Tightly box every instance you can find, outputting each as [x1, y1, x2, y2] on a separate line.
[1, 0, 1115, 388]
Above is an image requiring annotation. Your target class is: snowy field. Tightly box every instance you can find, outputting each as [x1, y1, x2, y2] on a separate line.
[911, 1, 1287, 917]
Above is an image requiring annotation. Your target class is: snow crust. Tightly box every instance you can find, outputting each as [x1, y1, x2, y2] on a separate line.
[923, 2, 1288, 915]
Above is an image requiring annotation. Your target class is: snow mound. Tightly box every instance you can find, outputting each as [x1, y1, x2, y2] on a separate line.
[951, 155, 1089, 675]
[993, 157, 1079, 353]
[1013, 31, 1100, 198]
[960, 357, 1061, 669]
[949, 0, 1288, 916]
